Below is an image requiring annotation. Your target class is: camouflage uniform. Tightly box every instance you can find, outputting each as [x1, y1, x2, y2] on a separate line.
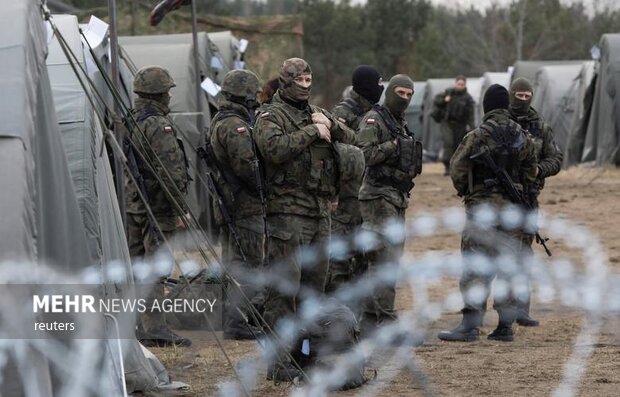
[254, 58, 356, 333]
[125, 66, 190, 345]
[208, 70, 265, 337]
[509, 77, 563, 322]
[332, 90, 375, 131]
[324, 143, 365, 294]
[433, 87, 475, 171]
[356, 75, 422, 334]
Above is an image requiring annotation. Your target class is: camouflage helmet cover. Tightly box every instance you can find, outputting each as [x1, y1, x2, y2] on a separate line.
[221, 69, 261, 98]
[278, 57, 312, 85]
[133, 65, 176, 94]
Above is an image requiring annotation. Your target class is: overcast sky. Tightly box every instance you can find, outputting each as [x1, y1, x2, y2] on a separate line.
[350, 0, 619, 14]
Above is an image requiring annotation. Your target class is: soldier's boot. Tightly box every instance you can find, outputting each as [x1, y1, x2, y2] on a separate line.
[224, 322, 263, 340]
[487, 324, 514, 342]
[488, 309, 515, 342]
[515, 301, 539, 327]
[266, 362, 303, 383]
[138, 325, 192, 347]
[437, 310, 482, 342]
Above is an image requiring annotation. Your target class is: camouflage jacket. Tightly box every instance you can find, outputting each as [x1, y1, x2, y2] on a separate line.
[509, 107, 563, 191]
[125, 98, 189, 230]
[434, 88, 475, 128]
[357, 106, 416, 209]
[210, 98, 263, 225]
[450, 109, 538, 207]
[332, 143, 364, 232]
[332, 90, 374, 131]
[254, 92, 356, 218]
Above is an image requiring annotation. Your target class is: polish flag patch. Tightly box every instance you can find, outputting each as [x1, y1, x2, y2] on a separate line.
[366, 118, 376, 125]
[260, 112, 270, 119]
[337, 117, 346, 124]
[164, 126, 174, 134]
[236, 126, 247, 133]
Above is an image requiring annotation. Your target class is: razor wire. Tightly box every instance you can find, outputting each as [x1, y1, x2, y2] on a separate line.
[2, 205, 618, 396]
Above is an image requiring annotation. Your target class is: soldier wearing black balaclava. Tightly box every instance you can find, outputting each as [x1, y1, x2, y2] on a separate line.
[355, 74, 422, 337]
[333, 65, 384, 130]
[438, 84, 538, 343]
[508, 77, 563, 327]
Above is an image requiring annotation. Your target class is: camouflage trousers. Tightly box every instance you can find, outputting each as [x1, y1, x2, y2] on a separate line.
[262, 214, 330, 331]
[325, 219, 367, 296]
[220, 216, 265, 331]
[358, 198, 406, 335]
[459, 203, 528, 323]
[126, 212, 175, 332]
[440, 121, 468, 167]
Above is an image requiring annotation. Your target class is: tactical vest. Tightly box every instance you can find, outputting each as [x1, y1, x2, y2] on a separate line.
[472, 119, 525, 187]
[264, 104, 339, 198]
[365, 105, 422, 193]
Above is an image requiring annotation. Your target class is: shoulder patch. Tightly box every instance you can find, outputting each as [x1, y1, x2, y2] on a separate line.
[337, 117, 347, 124]
[163, 126, 174, 134]
[236, 126, 247, 134]
[366, 118, 376, 125]
[259, 112, 270, 119]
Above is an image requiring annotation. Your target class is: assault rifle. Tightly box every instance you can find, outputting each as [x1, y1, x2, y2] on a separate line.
[470, 146, 552, 257]
[197, 145, 247, 263]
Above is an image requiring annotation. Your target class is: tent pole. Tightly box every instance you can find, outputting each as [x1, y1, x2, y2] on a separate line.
[108, 0, 126, 228]
[190, 0, 211, 237]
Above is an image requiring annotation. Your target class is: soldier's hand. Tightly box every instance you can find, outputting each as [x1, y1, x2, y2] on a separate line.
[316, 124, 332, 143]
[312, 112, 332, 130]
[330, 201, 338, 212]
[445, 95, 451, 102]
[176, 213, 191, 229]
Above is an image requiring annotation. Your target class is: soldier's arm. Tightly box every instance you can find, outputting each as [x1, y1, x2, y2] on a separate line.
[537, 124, 563, 179]
[215, 120, 256, 185]
[254, 114, 318, 165]
[357, 119, 398, 166]
[318, 108, 357, 144]
[519, 136, 539, 186]
[143, 118, 188, 212]
[449, 131, 476, 195]
[433, 91, 447, 108]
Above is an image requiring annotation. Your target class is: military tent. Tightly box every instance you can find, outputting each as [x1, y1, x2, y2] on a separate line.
[531, 62, 595, 154]
[0, 3, 183, 394]
[565, 62, 598, 166]
[511, 60, 587, 84]
[576, 34, 620, 166]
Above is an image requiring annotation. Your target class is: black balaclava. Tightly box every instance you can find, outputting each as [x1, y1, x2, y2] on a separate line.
[352, 65, 383, 104]
[278, 57, 312, 105]
[509, 77, 533, 116]
[384, 74, 414, 117]
[483, 84, 510, 114]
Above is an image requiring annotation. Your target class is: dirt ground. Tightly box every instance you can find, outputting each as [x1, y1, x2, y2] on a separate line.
[145, 162, 620, 397]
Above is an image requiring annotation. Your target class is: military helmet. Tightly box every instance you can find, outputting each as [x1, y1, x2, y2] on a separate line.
[133, 66, 176, 94]
[221, 69, 261, 98]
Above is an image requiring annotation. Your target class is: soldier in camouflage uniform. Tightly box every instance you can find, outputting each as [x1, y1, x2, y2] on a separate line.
[324, 142, 364, 295]
[332, 65, 383, 130]
[356, 74, 422, 336]
[508, 77, 563, 327]
[438, 85, 538, 343]
[325, 65, 382, 295]
[254, 57, 356, 380]
[125, 65, 191, 346]
[433, 75, 476, 175]
[208, 70, 265, 340]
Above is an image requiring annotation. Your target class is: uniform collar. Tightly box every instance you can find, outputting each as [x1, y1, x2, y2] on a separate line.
[134, 97, 170, 115]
